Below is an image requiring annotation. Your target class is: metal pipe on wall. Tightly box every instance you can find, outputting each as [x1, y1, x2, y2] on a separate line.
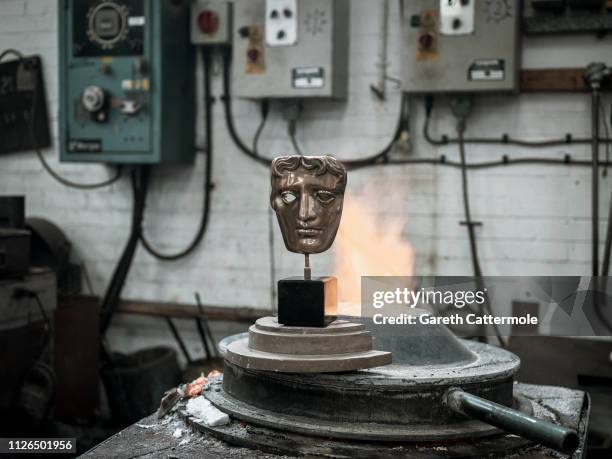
[592, 86, 600, 276]
[584, 63, 610, 276]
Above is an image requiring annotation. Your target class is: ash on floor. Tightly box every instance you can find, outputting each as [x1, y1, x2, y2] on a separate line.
[81, 412, 296, 458]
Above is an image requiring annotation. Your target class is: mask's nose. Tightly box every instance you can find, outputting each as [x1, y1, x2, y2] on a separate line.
[298, 193, 317, 222]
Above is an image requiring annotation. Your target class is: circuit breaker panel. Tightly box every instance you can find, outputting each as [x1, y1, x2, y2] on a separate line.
[232, 0, 349, 99]
[59, 0, 194, 164]
[401, 0, 520, 93]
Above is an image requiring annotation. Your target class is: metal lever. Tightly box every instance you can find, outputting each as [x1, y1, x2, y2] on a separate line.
[119, 98, 142, 115]
[445, 388, 579, 454]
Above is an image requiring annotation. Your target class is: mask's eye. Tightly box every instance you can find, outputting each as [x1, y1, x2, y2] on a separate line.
[281, 191, 297, 204]
[315, 190, 336, 204]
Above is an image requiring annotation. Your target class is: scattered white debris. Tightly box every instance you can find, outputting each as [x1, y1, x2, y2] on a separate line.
[186, 396, 230, 427]
[172, 428, 183, 438]
[178, 438, 190, 447]
[159, 417, 172, 426]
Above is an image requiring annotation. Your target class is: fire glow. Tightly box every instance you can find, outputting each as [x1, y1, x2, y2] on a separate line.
[333, 195, 415, 314]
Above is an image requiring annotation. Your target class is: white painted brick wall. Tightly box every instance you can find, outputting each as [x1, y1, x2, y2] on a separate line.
[2, 0, 612, 322]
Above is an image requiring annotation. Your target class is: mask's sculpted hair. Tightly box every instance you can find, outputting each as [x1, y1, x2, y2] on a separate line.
[271, 155, 347, 190]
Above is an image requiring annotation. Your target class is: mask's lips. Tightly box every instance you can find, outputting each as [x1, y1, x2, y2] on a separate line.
[296, 228, 322, 237]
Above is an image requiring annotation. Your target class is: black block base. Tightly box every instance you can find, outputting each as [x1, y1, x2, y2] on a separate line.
[277, 276, 338, 327]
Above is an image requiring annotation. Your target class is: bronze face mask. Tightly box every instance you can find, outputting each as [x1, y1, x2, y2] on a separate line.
[271, 155, 347, 255]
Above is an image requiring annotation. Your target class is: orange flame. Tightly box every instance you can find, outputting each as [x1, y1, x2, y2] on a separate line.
[333, 196, 415, 315]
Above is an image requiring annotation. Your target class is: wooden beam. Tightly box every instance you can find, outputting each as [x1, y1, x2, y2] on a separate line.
[118, 299, 269, 323]
[520, 68, 612, 93]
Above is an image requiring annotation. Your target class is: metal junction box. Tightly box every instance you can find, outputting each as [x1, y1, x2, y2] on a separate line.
[401, 0, 520, 94]
[231, 0, 349, 99]
[59, 0, 195, 164]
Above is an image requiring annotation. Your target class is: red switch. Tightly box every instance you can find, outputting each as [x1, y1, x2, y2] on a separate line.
[198, 10, 219, 35]
[247, 48, 259, 63]
[418, 33, 434, 50]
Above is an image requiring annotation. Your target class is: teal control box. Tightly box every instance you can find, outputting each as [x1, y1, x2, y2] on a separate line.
[59, 0, 195, 164]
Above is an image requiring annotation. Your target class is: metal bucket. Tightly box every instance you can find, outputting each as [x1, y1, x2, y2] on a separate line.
[102, 346, 181, 425]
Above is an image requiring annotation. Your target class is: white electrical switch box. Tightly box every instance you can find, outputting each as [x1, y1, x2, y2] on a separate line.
[265, 0, 298, 46]
[439, 0, 474, 35]
[232, 0, 349, 99]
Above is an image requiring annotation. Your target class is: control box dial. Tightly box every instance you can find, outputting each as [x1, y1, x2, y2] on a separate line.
[86, 2, 130, 50]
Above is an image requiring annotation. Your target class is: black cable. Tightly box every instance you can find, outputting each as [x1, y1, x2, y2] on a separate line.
[221, 47, 409, 169]
[35, 151, 124, 189]
[221, 48, 272, 167]
[457, 126, 481, 277]
[0, 48, 23, 61]
[100, 166, 149, 334]
[383, 155, 612, 169]
[15, 289, 52, 347]
[139, 47, 215, 261]
[451, 97, 507, 348]
[591, 95, 612, 333]
[221, 64, 612, 171]
[30, 291, 52, 332]
[221, 52, 612, 172]
[30, 291, 55, 360]
[1, 48, 123, 189]
[283, 101, 305, 155]
[590, 87, 601, 277]
[253, 100, 270, 155]
[288, 119, 304, 155]
[423, 95, 612, 147]
[601, 97, 612, 275]
[342, 93, 409, 170]
[601, 99, 610, 175]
